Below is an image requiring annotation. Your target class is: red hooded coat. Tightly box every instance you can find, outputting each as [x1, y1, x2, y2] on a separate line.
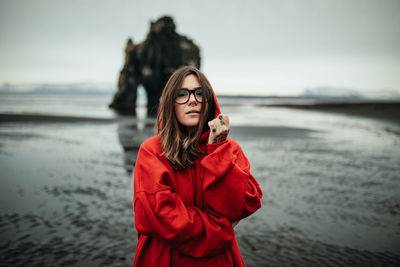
[133, 89, 263, 266]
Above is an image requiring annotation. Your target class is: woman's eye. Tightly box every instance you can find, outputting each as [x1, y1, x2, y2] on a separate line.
[195, 89, 202, 95]
[179, 90, 188, 96]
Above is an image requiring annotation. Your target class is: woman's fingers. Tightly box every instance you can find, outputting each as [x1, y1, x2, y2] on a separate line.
[208, 114, 230, 144]
[209, 114, 229, 134]
[208, 121, 217, 133]
[218, 113, 230, 129]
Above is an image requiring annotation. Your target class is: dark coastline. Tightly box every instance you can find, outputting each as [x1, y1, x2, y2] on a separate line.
[260, 100, 400, 125]
[2, 99, 399, 125]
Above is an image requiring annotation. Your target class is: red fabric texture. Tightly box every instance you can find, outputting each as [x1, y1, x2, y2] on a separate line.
[133, 85, 263, 266]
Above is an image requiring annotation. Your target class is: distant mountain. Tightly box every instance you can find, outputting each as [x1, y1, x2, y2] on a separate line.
[300, 86, 400, 100]
[362, 88, 400, 100]
[300, 87, 363, 99]
[0, 82, 115, 95]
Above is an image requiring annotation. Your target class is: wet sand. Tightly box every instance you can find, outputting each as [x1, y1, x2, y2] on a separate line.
[0, 106, 400, 266]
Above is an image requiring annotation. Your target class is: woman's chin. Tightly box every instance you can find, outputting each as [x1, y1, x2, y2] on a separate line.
[182, 120, 200, 128]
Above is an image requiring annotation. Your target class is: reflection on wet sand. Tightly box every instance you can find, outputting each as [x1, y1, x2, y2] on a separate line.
[116, 118, 155, 173]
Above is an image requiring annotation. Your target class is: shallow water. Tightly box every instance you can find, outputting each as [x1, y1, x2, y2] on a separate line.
[0, 93, 399, 266]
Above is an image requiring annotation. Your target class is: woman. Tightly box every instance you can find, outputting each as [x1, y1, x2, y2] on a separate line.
[133, 66, 263, 266]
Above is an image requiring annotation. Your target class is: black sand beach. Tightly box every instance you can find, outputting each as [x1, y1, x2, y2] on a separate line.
[0, 97, 400, 266]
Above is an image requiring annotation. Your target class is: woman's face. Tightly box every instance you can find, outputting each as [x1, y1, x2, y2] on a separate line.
[174, 74, 203, 127]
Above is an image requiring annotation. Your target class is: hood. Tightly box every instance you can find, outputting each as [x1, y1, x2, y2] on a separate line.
[198, 85, 221, 144]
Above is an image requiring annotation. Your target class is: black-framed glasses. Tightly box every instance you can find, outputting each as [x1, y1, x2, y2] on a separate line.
[175, 88, 205, 104]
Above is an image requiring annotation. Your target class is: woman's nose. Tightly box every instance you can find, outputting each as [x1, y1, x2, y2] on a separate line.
[188, 93, 198, 104]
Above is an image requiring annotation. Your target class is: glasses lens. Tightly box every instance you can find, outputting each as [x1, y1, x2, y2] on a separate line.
[194, 88, 203, 103]
[176, 89, 189, 104]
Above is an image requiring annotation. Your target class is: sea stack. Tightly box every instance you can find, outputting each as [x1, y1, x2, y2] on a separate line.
[109, 16, 201, 116]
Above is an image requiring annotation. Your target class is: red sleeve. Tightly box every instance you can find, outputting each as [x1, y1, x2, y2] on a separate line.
[133, 142, 234, 258]
[200, 139, 263, 222]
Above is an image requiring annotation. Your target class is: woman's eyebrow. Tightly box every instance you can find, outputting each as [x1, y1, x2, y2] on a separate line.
[180, 87, 202, 90]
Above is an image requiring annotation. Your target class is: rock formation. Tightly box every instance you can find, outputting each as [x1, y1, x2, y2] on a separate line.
[109, 16, 201, 116]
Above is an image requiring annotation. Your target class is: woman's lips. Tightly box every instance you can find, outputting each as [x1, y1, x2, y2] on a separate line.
[186, 110, 200, 114]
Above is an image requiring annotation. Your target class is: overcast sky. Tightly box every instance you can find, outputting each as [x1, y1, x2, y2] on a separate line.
[1, 0, 399, 95]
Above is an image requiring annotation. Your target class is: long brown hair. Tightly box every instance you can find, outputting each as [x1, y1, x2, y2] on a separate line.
[156, 66, 216, 170]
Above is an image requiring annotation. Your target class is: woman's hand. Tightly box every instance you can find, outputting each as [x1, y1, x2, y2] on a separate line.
[208, 114, 230, 144]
